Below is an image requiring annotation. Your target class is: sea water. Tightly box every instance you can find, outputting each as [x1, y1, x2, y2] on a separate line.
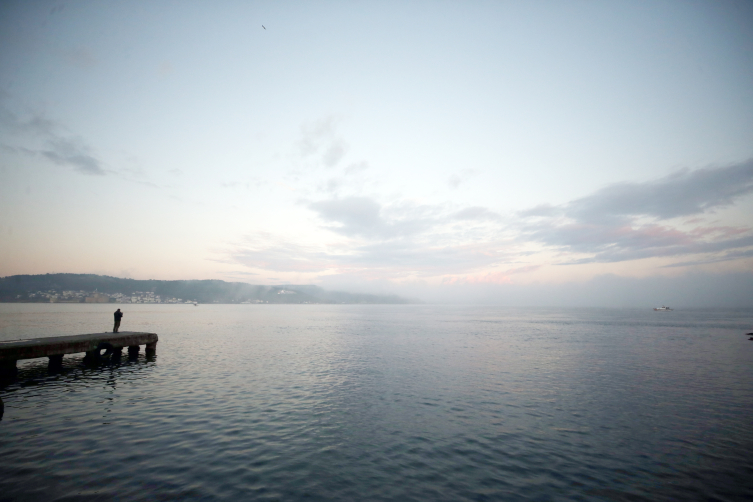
[0, 304, 752, 501]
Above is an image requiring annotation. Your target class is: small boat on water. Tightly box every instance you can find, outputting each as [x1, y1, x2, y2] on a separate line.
[653, 306, 672, 311]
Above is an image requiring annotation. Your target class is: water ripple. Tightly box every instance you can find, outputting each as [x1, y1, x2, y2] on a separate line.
[1, 305, 752, 500]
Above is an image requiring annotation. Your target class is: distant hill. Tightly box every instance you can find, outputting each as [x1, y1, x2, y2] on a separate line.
[0, 274, 412, 304]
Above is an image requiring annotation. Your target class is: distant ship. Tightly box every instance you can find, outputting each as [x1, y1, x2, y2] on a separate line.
[653, 306, 672, 311]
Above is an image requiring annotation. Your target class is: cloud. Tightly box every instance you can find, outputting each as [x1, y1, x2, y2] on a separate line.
[126, 178, 162, 189]
[49, 4, 66, 16]
[322, 140, 347, 167]
[534, 160, 753, 223]
[227, 198, 514, 280]
[309, 197, 381, 236]
[308, 196, 440, 239]
[519, 204, 558, 217]
[661, 248, 753, 268]
[448, 168, 479, 189]
[0, 105, 56, 137]
[230, 239, 333, 273]
[297, 116, 349, 168]
[222, 178, 266, 189]
[226, 163, 753, 289]
[520, 161, 753, 264]
[298, 117, 337, 156]
[40, 137, 106, 175]
[442, 264, 541, 285]
[222, 270, 260, 278]
[344, 161, 368, 175]
[0, 102, 107, 176]
[343, 240, 512, 276]
[452, 206, 500, 221]
[317, 178, 341, 193]
[558, 230, 753, 265]
[230, 234, 515, 280]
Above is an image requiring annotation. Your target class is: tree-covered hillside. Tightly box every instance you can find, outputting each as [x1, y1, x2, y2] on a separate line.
[0, 274, 411, 304]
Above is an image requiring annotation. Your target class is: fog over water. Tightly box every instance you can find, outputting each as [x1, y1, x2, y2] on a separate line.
[328, 271, 753, 308]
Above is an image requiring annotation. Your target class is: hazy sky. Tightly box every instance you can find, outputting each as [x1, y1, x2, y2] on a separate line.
[1, 1, 752, 305]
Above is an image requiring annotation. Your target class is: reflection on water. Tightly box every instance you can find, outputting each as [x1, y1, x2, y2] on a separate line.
[1, 350, 155, 388]
[0, 304, 752, 501]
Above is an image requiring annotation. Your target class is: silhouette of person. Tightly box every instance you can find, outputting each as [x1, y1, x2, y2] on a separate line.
[113, 309, 123, 333]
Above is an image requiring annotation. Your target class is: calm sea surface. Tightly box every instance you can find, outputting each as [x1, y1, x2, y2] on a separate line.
[0, 304, 752, 501]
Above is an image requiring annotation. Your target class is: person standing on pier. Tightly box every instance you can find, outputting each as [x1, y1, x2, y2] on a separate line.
[113, 309, 123, 333]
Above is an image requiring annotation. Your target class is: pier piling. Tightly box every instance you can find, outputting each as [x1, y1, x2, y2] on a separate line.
[48, 354, 64, 370]
[0, 359, 17, 376]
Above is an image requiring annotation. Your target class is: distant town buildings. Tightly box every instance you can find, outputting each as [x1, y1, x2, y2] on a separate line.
[39, 290, 196, 304]
[109, 291, 196, 304]
[15, 289, 279, 304]
[48, 290, 86, 303]
[85, 292, 110, 303]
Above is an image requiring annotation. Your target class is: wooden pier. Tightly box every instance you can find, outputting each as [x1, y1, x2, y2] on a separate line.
[0, 332, 158, 374]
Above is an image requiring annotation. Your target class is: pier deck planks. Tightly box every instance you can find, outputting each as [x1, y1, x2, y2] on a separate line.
[0, 332, 158, 362]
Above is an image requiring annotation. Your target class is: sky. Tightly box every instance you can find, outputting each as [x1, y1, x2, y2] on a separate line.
[1, 1, 752, 306]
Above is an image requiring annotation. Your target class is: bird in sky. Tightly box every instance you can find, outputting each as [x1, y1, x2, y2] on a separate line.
[262, 25, 266, 30]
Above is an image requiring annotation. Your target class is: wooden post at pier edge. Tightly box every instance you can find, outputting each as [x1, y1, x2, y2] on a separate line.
[0, 359, 17, 376]
[48, 354, 64, 370]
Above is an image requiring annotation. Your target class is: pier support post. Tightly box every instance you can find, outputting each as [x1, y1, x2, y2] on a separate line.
[111, 347, 122, 361]
[145, 341, 157, 356]
[48, 354, 64, 370]
[84, 350, 99, 365]
[128, 345, 140, 358]
[0, 359, 17, 377]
